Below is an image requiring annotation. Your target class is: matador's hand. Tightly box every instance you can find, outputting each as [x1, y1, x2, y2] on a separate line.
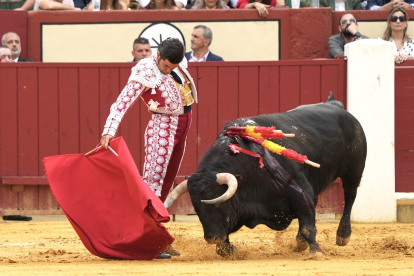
[100, 135, 114, 149]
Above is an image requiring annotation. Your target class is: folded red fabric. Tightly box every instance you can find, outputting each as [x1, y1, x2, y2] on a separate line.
[43, 137, 174, 260]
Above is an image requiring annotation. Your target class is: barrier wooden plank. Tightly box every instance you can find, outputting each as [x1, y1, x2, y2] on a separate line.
[239, 66, 259, 118]
[38, 67, 60, 211]
[18, 67, 39, 210]
[197, 66, 219, 158]
[79, 68, 100, 154]
[259, 65, 280, 114]
[395, 66, 414, 193]
[300, 65, 321, 105]
[321, 64, 341, 103]
[59, 68, 79, 155]
[280, 65, 300, 112]
[218, 66, 239, 131]
[0, 67, 18, 210]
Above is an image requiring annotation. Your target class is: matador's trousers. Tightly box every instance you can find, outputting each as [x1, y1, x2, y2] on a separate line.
[142, 111, 192, 202]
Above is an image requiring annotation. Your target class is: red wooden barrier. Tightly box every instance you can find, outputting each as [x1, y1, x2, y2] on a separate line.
[0, 60, 346, 215]
[395, 64, 414, 193]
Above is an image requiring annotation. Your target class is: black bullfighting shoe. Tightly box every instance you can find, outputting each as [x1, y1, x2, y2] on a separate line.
[164, 245, 181, 256]
[155, 252, 171, 259]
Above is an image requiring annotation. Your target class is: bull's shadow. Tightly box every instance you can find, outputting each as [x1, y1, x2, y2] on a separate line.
[165, 93, 367, 258]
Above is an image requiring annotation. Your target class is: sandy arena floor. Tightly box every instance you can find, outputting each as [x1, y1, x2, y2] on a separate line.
[0, 215, 413, 275]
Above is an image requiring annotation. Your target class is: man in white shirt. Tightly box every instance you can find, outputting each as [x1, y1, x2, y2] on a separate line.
[1, 32, 35, 62]
[184, 25, 224, 62]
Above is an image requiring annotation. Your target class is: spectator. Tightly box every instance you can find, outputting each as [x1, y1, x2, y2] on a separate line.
[34, 0, 81, 10]
[320, 0, 362, 10]
[141, 0, 179, 9]
[14, 0, 35, 10]
[192, 0, 229, 9]
[236, 0, 285, 18]
[131, 38, 152, 62]
[366, 0, 414, 10]
[87, 0, 127, 9]
[185, 25, 224, 62]
[328, 13, 369, 58]
[121, 0, 141, 9]
[1, 32, 35, 62]
[382, 7, 414, 63]
[0, 46, 12, 63]
[15, 0, 89, 9]
[74, 0, 91, 9]
[175, 0, 187, 8]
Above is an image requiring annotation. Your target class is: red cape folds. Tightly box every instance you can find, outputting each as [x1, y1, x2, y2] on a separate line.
[43, 137, 174, 260]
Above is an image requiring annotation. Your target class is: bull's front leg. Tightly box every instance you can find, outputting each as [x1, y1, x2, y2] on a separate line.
[216, 238, 238, 258]
[215, 222, 244, 258]
[288, 181, 324, 258]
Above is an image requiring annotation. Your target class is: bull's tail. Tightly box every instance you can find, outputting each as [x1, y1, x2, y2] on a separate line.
[327, 91, 344, 109]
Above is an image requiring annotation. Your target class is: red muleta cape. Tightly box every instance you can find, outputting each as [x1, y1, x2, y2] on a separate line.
[43, 137, 174, 260]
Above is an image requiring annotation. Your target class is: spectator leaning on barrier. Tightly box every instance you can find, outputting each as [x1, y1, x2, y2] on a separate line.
[382, 7, 414, 63]
[191, 0, 229, 8]
[87, 0, 127, 9]
[121, 0, 142, 9]
[131, 38, 152, 62]
[1, 32, 34, 62]
[320, 0, 362, 10]
[15, 0, 90, 10]
[0, 46, 12, 63]
[366, 0, 414, 10]
[236, 0, 285, 18]
[185, 25, 224, 62]
[74, 0, 91, 9]
[328, 13, 369, 58]
[140, 0, 179, 8]
[34, 0, 81, 10]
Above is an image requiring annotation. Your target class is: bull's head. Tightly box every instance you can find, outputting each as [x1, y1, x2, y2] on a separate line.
[164, 172, 238, 244]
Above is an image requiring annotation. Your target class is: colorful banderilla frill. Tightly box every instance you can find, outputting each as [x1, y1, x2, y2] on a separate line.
[226, 126, 320, 168]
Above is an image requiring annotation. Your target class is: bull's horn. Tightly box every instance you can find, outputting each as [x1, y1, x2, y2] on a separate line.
[201, 173, 238, 204]
[164, 180, 188, 210]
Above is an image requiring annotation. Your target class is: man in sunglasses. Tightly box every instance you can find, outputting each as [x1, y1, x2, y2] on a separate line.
[328, 13, 369, 58]
[366, 0, 414, 10]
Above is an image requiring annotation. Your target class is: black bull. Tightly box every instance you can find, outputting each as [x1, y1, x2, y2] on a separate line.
[165, 94, 367, 258]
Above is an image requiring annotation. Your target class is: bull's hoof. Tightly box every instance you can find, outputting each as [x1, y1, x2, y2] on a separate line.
[336, 234, 351, 246]
[216, 243, 238, 258]
[307, 250, 325, 259]
[293, 232, 308, 252]
[293, 237, 309, 252]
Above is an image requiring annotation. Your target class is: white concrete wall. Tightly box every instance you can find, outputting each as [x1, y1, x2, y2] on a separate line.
[345, 39, 396, 222]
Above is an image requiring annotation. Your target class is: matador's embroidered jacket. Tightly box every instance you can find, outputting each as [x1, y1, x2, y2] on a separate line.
[102, 54, 198, 137]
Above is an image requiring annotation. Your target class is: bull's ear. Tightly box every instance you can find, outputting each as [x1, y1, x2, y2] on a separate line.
[185, 175, 191, 180]
[235, 174, 242, 181]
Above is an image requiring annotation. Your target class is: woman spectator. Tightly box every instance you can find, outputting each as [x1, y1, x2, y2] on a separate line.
[120, 0, 142, 9]
[192, 0, 229, 9]
[87, 0, 127, 9]
[143, 0, 179, 9]
[236, 0, 285, 17]
[35, 0, 81, 10]
[382, 7, 414, 64]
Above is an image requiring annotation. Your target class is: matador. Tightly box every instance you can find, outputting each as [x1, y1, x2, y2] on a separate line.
[100, 38, 197, 203]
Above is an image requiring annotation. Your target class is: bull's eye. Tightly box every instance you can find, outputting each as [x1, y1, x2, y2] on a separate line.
[226, 216, 230, 223]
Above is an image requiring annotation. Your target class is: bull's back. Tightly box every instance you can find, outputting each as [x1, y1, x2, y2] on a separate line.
[242, 103, 367, 194]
